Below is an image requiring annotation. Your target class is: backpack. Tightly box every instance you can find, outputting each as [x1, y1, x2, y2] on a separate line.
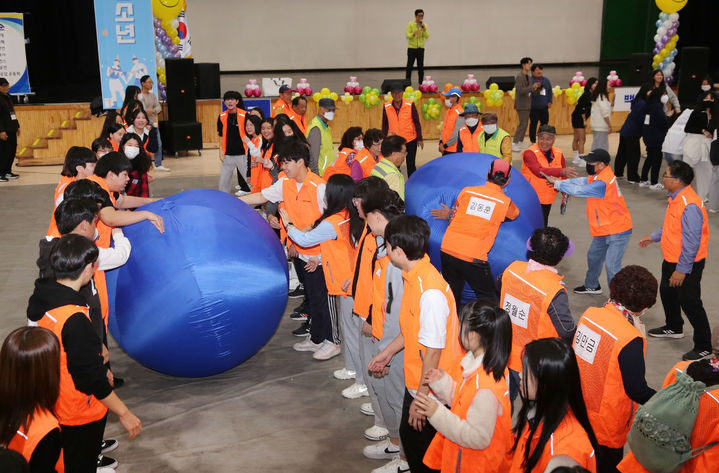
[627, 371, 719, 473]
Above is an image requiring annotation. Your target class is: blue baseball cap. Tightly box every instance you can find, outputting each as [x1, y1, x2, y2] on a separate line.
[442, 87, 462, 98]
[460, 104, 480, 115]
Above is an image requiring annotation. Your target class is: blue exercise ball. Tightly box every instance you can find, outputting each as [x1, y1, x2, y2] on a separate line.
[405, 153, 543, 303]
[106, 189, 288, 378]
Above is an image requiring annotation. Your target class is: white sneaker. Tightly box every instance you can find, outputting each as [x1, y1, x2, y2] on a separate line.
[360, 402, 375, 416]
[364, 424, 390, 441]
[235, 190, 251, 197]
[573, 157, 586, 166]
[155, 165, 171, 171]
[708, 208, 718, 214]
[292, 337, 322, 352]
[97, 468, 116, 473]
[313, 340, 341, 360]
[333, 368, 356, 380]
[235, 185, 242, 190]
[649, 183, 664, 191]
[512, 143, 522, 152]
[342, 382, 369, 399]
[363, 439, 400, 460]
[638, 181, 651, 188]
[371, 456, 410, 473]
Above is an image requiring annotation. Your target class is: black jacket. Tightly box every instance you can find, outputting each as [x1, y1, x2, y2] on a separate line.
[0, 92, 19, 133]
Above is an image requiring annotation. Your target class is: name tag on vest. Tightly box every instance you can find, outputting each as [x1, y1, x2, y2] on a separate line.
[574, 323, 601, 364]
[503, 293, 529, 328]
[466, 197, 496, 220]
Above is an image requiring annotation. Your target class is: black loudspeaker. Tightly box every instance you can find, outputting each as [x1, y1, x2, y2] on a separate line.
[159, 121, 203, 154]
[628, 52, 652, 86]
[165, 58, 196, 122]
[678, 47, 709, 107]
[195, 63, 221, 99]
[486, 76, 515, 91]
[381, 79, 411, 94]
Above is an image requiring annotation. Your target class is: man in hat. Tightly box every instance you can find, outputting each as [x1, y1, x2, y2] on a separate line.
[521, 124, 577, 226]
[455, 104, 483, 153]
[307, 98, 336, 176]
[545, 149, 633, 295]
[438, 87, 463, 155]
[0, 77, 19, 182]
[477, 112, 512, 164]
[383, 83, 423, 176]
[272, 84, 294, 117]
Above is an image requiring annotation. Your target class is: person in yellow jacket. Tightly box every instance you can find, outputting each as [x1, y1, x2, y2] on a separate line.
[406, 9, 429, 84]
[476, 113, 512, 164]
[439, 88, 463, 155]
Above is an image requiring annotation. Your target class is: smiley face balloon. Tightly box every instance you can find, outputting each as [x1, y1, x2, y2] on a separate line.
[153, 0, 184, 21]
[655, 0, 687, 14]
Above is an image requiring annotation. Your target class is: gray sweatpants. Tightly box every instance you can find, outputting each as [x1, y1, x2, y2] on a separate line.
[337, 295, 364, 385]
[368, 344, 404, 439]
[219, 154, 248, 194]
[359, 324, 386, 429]
[591, 131, 609, 152]
[514, 109, 530, 143]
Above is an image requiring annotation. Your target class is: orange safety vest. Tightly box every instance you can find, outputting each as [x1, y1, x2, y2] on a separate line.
[424, 367, 512, 473]
[586, 166, 633, 237]
[441, 183, 513, 262]
[320, 210, 354, 295]
[355, 148, 380, 178]
[280, 171, 324, 256]
[87, 175, 116, 327]
[8, 409, 62, 469]
[660, 186, 710, 264]
[254, 143, 276, 191]
[272, 98, 291, 118]
[574, 304, 645, 448]
[500, 260, 565, 373]
[400, 255, 465, 391]
[521, 144, 564, 205]
[371, 254, 391, 340]
[38, 305, 109, 426]
[47, 175, 76, 238]
[441, 104, 463, 152]
[618, 361, 719, 473]
[458, 125, 484, 153]
[509, 412, 597, 473]
[323, 147, 356, 180]
[288, 112, 307, 135]
[385, 101, 417, 142]
[247, 135, 264, 190]
[351, 224, 378, 320]
[219, 109, 247, 156]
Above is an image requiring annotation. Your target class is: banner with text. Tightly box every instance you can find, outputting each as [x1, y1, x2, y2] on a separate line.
[94, 0, 157, 109]
[0, 13, 31, 95]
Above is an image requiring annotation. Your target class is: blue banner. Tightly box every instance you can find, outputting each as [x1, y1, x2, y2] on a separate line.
[0, 13, 31, 95]
[94, 0, 157, 109]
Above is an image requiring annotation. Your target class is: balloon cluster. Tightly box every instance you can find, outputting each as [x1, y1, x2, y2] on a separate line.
[652, 11, 680, 83]
[312, 88, 339, 104]
[358, 87, 381, 109]
[419, 75, 438, 93]
[552, 85, 563, 98]
[422, 98, 441, 120]
[482, 83, 504, 107]
[341, 92, 353, 104]
[461, 74, 480, 92]
[569, 71, 586, 87]
[344, 76, 362, 95]
[403, 86, 422, 102]
[606, 70, 623, 87]
[508, 88, 516, 100]
[296, 78, 313, 96]
[462, 96, 481, 111]
[244, 79, 261, 98]
[564, 83, 584, 105]
[153, 16, 183, 99]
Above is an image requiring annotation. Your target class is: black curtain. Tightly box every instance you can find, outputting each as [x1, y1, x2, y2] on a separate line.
[676, 0, 719, 77]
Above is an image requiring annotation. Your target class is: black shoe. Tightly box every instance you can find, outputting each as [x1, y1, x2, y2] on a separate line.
[100, 439, 119, 454]
[5, 172, 19, 179]
[292, 321, 310, 337]
[97, 455, 118, 469]
[681, 349, 712, 361]
[288, 286, 304, 298]
[573, 285, 602, 295]
[0, 176, 8, 183]
[289, 311, 309, 321]
[647, 326, 684, 339]
[112, 377, 124, 388]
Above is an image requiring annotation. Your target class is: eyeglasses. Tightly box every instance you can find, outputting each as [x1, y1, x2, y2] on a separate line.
[662, 174, 678, 180]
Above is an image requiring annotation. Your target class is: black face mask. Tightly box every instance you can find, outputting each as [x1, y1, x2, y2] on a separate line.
[586, 163, 596, 175]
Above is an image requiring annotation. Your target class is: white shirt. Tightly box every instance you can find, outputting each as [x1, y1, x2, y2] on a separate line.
[418, 289, 450, 349]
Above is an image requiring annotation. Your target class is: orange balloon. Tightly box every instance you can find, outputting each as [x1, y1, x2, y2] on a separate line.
[444, 83, 454, 93]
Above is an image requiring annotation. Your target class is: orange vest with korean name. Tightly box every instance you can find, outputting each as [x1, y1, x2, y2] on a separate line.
[574, 304, 645, 448]
[400, 255, 465, 391]
[441, 104, 463, 152]
[323, 147, 357, 180]
[500, 260, 565, 373]
[441, 183, 513, 262]
[385, 101, 417, 142]
[8, 408, 62, 470]
[521, 144, 564, 205]
[219, 109, 247, 155]
[458, 125, 484, 153]
[355, 148, 380, 178]
[586, 166, 633, 237]
[660, 186, 709, 263]
[38, 304, 109, 426]
[47, 176, 76, 238]
[351, 225, 378, 320]
[320, 210, 354, 295]
[280, 172, 324, 256]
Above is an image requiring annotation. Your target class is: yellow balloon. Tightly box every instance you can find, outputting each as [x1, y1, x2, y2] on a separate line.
[571, 82, 581, 89]
[483, 89, 492, 98]
[312, 92, 321, 103]
[489, 83, 499, 91]
[161, 20, 171, 30]
[172, 36, 180, 45]
[320, 88, 330, 95]
[672, 34, 679, 42]
[330, 92, 339, 101]
[655, 0, 687, 14]
[153, 0, 184, 22]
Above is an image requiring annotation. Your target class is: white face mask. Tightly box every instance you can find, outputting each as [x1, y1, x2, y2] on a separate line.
[324, 111, 335, 121]
[661, 95, 669, 104]
[465, 117, 479, 127]
[354, 140, 364, 151]
[97, 151, 108, 158]
[702, 85, 711, 92]
[444, 99, 452, 107]
[482, 123, 497, 134]
[124, 146, 140, 159]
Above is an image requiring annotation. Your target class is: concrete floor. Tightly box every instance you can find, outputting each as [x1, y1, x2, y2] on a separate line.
[0, 135, 718, 472]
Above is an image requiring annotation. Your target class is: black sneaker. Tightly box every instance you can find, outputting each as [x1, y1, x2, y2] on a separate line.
[100, 439, 118, 454]
[5, 172, 19, 179]
[647, 326, 684, 339]
[288, 286, 304, 298]
[681, 349, 712, 361]
[573, 285, 602, 295]
[292, 320, 310, 337]
[289, 311, 309, 321]
[0, 176, 8, 183]
[97, 455, 118, 469]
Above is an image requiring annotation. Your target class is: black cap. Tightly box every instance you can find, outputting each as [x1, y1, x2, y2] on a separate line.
[584, 149, 611, 164]
[0, 78, 8, 86]
[318, 98, 336, 110]
[390, 82, 405, 92]
[537, 124, 556, 136]
[279, 85, 294, 94]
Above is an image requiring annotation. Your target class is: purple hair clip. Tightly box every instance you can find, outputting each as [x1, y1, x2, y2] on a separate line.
[526, 237, 575, 258]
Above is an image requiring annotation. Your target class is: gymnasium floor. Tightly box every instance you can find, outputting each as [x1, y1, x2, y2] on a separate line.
[1, 134, 717, 472]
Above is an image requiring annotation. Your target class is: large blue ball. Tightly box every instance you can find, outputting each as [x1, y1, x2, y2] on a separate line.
[106, 189, 288, 378]
[406, 153, 543, 303]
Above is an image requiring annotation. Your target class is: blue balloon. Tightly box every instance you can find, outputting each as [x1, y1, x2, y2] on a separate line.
[405, 153, 543, 303]
[106, 189, 288, 377]
[656, 19, 663, 28]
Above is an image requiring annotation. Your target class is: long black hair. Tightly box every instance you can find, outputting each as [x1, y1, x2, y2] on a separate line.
[100, 111, 124, 137]
[273, 114, 308, 159]
[119, 132, 151, 174]
[513, 338, 599, 473]
[458, 300, 512, 382]
[260, 117, 274, 153]
[590, 77, 609, 101]
[245, 114, 262, 138]
[121, 85, 141, 114]
[314, 174, 363, 244]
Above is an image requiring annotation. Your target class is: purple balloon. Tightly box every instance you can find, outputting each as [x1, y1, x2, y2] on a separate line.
[653, 47, 659, 54]
[153, 17, 160, 26]
[173, 49, 182, 58]
[663, 34, 671, 42]
[169, 44, 179, 54]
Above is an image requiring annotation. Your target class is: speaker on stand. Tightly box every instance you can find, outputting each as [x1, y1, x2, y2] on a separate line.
[162, 58, 202, 155]
[677, 47, 709, 108]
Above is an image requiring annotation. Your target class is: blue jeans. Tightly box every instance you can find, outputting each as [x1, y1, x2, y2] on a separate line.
[153, 126, 163, 167]
[584, 229, 632, 289]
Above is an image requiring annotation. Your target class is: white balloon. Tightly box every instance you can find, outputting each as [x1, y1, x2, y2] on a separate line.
[669, 13, 679, 21]
[170, 19, 180, 29]
[158, 58, 165, 68]
[663, 20, 672, 29]
[654, 34, 660, 42]
[657, 27, 667, 35]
